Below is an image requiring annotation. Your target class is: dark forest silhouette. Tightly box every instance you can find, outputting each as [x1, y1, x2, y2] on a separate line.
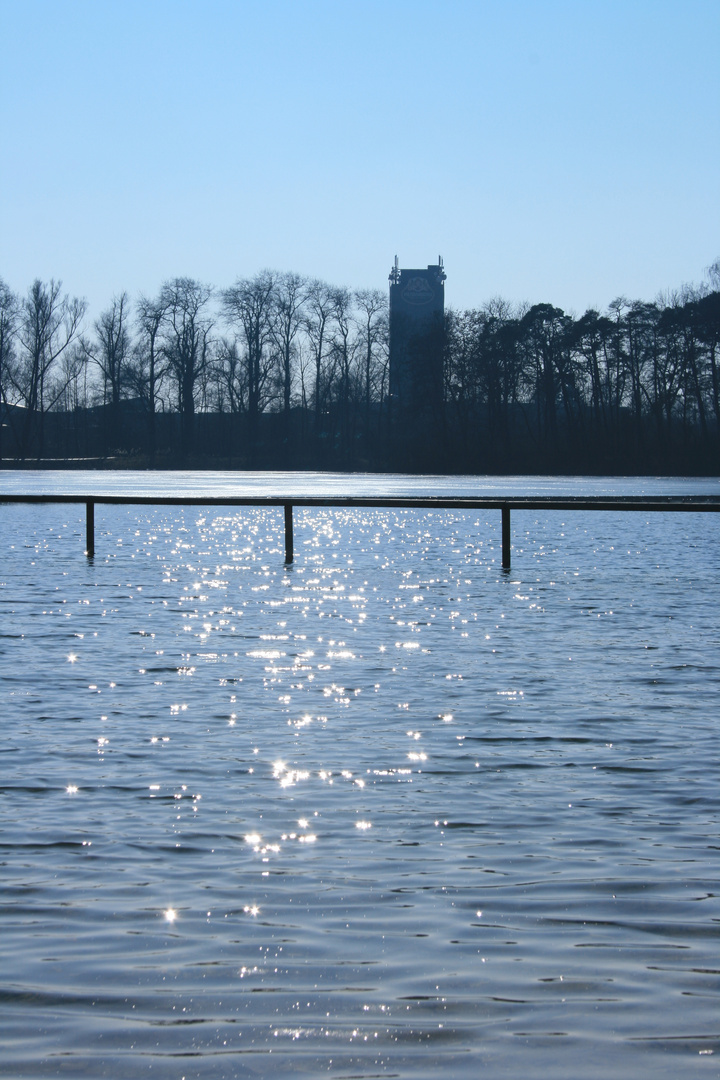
[1, 264, 719, 473]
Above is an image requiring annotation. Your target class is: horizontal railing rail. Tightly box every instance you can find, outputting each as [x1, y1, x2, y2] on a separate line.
[3, 493, 720, 569]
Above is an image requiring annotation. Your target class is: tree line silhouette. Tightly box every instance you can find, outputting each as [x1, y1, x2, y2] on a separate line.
[1, 265, 718, 473]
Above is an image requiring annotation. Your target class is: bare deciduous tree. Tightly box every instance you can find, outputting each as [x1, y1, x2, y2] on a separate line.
[80, 293, 132, 450]
[160, 278, 214, 456]
[271, 271, 308, 423]
[304, 279, 337, 436]
[12, 279, 85, 457]
[354, 288, 388, 448]
[133, 292, 172, 461]
[0, 279, 20, 459]
[221, 271, 279, 455]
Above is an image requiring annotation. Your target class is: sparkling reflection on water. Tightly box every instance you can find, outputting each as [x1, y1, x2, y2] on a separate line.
[1, 480, 719, 1078]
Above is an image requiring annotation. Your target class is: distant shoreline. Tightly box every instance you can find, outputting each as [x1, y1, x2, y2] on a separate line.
[1, 456, 718, 478]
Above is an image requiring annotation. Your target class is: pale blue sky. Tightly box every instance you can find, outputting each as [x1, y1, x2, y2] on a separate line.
[1, 0, 718, 318]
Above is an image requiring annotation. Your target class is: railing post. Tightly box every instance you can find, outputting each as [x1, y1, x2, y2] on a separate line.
[86, 500, 95, 558]
[284, 503, 294, 564]
[502, 505, 511, 570]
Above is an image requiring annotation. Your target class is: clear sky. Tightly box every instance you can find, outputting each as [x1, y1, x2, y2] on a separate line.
[1, 0, 718, 319]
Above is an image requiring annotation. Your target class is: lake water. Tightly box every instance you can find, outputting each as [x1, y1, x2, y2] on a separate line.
[1, 472, 719, 1078]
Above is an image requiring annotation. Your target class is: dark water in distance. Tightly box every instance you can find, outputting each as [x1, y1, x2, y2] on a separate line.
[1, 473, 719, 1078]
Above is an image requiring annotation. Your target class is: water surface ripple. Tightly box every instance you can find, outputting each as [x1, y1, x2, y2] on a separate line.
[1, 473, 718, 1078]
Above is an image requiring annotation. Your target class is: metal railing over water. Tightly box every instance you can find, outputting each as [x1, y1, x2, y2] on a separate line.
[3, 492, 720, 569]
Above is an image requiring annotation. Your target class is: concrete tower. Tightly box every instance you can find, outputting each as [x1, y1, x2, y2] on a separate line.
[389, 257, 446, 416]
